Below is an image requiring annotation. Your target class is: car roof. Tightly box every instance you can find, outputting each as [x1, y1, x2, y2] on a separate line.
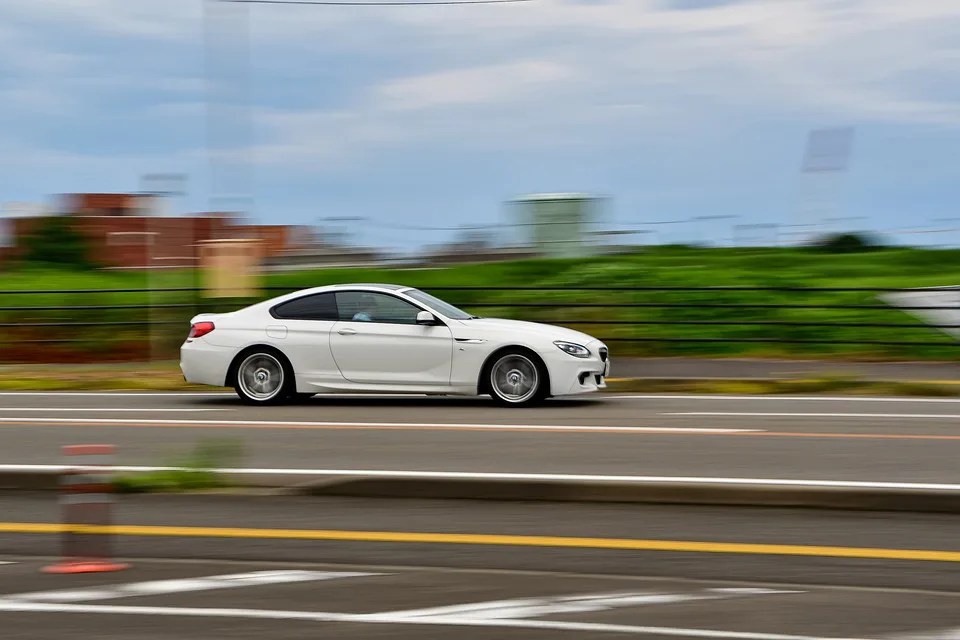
[271, 283, 414, 301]
[343, 283, 409, 291]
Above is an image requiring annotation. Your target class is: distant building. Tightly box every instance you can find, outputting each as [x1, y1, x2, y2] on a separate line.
[59, 193, 153, 217]
[505, 193, 605, 259]
[1, 192, 311, 270]
[0, 201, 51, 262]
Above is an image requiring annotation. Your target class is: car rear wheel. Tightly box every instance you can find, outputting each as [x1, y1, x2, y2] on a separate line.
[234, 351, 291, 405]
[488, 351, 546, 407]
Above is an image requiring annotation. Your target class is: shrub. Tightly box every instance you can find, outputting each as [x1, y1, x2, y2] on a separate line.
[20, 216, 96, 269]
[808, 232, 885, 254]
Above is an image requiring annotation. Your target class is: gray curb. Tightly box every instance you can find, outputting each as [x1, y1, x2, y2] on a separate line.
[3, 471, 958, 514]
[287, 477, 960, 514]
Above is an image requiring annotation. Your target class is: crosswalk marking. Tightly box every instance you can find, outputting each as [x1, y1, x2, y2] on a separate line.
[5, 570, 383, 603]
[0, 599, 873, 639]
[372, 587, 804, 621]
[888, 631, 960, 640]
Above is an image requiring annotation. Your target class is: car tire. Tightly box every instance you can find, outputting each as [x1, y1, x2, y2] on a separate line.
[486, 349, 547, 407]
[232, 349, 294, 405]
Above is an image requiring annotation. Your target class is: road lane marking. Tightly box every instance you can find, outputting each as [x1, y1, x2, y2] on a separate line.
[5, 417, 960, 441]
[666, 412, 960, 420]
[0, 393, 235, 397]
[1, 523, 958, 563]
[612, 395, 960, 403]
[374, 587, 803, 621]
[7, 417, 960, 441]
[6, 570, 382, 603]
[0, 600, 878, 639]
[2, 391, 959, 403]
[0, 417, 761, 434]
[2, 466, 958, 491]
[890, 629, 960, 640]
[0, 408, 225, 413]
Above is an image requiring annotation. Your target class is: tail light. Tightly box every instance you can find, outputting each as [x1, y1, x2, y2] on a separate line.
[188, 321, 215, 339]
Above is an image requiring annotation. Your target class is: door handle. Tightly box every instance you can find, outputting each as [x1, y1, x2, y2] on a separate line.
[337, 328, 357, 335]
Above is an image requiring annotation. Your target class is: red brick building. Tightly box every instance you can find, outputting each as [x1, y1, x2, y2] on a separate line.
[2, 193, 311, 269]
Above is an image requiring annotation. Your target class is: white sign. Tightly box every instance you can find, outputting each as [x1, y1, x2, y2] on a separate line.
[880, 288, 960, 340]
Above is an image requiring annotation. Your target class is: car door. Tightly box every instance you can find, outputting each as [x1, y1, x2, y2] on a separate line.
[330, 290, 454, 385]
[268, 292, 344, 385]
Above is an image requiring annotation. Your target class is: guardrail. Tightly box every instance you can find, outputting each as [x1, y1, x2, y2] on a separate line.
[0, 286, 958, 362]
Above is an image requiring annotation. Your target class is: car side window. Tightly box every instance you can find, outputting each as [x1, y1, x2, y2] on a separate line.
[271, 292, 338, 321]
[335, 291, 421, 325]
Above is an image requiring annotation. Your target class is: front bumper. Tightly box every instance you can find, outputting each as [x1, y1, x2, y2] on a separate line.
[548, 344, 610, 397]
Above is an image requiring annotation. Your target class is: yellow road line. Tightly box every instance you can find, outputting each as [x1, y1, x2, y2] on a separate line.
[1, 522, 958, 562]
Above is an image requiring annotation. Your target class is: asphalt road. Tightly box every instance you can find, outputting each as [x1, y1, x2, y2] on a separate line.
[3, 390, 960, 638]
[613, 358, 960, 381]
[1, 493, 959, 638]
[1, 392, 960, 482]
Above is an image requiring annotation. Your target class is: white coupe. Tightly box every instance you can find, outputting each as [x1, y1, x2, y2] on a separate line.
[180, 283, 609, 406]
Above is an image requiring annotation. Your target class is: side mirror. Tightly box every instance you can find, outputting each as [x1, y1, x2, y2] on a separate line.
[416, 311, 437, 325]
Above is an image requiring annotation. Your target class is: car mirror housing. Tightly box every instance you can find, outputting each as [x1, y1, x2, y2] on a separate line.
[416, 311, 437, 325]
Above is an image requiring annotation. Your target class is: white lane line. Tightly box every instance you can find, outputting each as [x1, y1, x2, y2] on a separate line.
[665, 412, 960, 420]
[373, 587, 803, 621]
[888, 630, 960, 640]
[0, 465, 956, 491]
[2, 391, 959, 403]
[374, 593, 705, 621]
[611, 395, 960, 403]
[0, 408, 225, 413]
[0, 417, 761, 434]
[0, 600, 877, 639]
[6, 570, 382, 603]
[0, 392, 235, 397]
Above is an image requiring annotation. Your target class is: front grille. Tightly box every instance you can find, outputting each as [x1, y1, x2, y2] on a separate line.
[598, 347, 608, 362]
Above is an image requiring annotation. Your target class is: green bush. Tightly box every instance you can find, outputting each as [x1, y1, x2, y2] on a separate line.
[20, 216, 96, 269]
[808, 232, 886, 254]
[113, 438, 244, 493]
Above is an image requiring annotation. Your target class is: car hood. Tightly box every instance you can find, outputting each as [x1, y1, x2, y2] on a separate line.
[453, 317, 600, 346]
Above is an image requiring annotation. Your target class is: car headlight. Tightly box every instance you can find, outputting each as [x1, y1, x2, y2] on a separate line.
[554, 341, 591, 358]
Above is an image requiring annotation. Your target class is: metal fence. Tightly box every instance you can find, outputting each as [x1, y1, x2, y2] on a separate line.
[1, 286, 958, 363]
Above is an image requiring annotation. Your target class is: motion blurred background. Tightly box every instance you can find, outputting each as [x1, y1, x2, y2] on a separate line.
[2, 0, 959, 366]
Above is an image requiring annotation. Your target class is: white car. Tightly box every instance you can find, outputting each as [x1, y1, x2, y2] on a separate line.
[180, 283, 609, 406]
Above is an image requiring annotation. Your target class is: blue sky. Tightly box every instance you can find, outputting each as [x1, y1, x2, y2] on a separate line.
[2, 0, 960, 250]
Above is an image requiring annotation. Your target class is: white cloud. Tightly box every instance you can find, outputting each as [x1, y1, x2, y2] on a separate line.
[1, 0, 196, 39]
[377, 60, 572, 111]
[0, 86, 79, 116]
[4, 0, 960, 170]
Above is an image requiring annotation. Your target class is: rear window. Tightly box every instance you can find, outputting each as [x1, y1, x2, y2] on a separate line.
[271, 292, 338, 321]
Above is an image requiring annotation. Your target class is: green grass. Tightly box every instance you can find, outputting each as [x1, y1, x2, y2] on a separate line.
[3, 246, 960, 360]
[113, 438, 244, 494]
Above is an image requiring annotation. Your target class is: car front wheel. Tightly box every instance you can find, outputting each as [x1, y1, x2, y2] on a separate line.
[234, 350, 291, 405]
[488, 351, 546, 407]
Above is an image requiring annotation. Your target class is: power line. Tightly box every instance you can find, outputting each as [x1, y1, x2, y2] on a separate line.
[218, 0, 531, 5]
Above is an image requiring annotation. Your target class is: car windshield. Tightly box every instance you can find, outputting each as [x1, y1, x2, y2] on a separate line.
[404, 289, 476, 320]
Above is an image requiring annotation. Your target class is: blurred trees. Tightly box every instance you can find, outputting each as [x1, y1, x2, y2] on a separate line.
[21, 216, 96, 269]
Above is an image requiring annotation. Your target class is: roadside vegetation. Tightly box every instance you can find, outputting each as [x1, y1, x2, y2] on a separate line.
[3, 243, 960, 361]
[112, 439, 244, 493]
